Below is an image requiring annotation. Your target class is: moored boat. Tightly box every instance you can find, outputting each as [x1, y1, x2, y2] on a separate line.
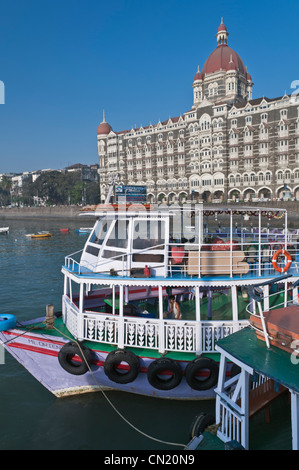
[1, 200, 299, 400]
[30, 232, 52, 239]
[0, 227, 9, 234]
[76, 227, 92, 233]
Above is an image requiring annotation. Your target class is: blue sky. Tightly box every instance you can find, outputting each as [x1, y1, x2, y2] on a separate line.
[0, 0, 299, 173]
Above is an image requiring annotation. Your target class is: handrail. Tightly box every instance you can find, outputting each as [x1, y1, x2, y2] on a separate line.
[65, 242, 166, 273]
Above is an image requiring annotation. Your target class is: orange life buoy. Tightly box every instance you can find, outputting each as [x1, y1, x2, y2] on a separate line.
[272, 249, 292, 273]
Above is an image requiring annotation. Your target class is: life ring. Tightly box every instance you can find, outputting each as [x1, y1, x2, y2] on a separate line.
[147, 357, 183, 390]
[104, 349, 139, 384]
[0, 314, 16, 331]
[58, 342, 94, 376]
[185, 357, 219, 391]
[272, 249, 292, 273]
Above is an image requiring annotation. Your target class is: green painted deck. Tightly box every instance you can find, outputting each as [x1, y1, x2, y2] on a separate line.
[217, 327, 299, 394]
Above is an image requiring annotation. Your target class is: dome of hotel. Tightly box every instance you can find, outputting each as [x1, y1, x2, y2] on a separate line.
[97, 111, 112, 135]
[201, 20, 246, 76]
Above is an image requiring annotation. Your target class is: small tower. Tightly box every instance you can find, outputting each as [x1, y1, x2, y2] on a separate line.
[216, 18, 229, 45]
[192, 66, 203, 107]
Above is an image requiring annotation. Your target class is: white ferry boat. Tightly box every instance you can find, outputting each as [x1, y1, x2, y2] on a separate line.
[0, 200, 299, 399]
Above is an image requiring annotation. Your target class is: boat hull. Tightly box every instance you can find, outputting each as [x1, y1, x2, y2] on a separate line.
[0, 326, 216, 400]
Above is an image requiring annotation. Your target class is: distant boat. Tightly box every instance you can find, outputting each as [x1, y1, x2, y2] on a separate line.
[76, 227, 92, 233]
[0, 227, 9, 234]
[60, 229, 69, 233]
[30, 232, 52, 239]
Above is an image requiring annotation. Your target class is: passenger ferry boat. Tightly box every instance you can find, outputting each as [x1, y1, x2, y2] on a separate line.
[1, 199, 299, 399]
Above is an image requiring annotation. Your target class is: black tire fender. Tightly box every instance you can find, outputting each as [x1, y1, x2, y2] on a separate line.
[189, 413, 215, 440]
[58, 342, 94, 376]
[185, 357, 219, 391]
[104, 349, 140, 384]
[147, 357, 183, 390]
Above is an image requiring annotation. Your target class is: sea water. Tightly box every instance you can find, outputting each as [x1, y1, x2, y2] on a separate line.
[0, 218, 291, 450]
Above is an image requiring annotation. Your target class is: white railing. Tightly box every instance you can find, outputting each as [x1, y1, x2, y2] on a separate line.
[64, 237, 299, 282]
[216, 372, 271, 446]
[63, 295, 80, 338]
[217, 398, 242, 443]
[201, 321, 249, 353]
[62, 296, 248, 354]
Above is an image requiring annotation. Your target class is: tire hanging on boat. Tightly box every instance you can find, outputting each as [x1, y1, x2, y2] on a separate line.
[104, 349, 140, 384]
[188, 413, 216, 440]
[147, 357, 183, 390]
[58, 341, 94, 376]
[185, 357, 219, 391]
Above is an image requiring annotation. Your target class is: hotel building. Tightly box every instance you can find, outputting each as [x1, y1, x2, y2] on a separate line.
[97, 20, 299, 204]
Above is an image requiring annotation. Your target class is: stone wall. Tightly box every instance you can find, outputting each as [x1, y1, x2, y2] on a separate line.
[0, 206, 93, 219]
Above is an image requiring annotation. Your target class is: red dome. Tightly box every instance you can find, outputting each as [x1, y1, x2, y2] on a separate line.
[193, 70, 203, 82]
[201, 44, 246, 75]
[97, 121, 112, 135]
[217, 23, 227, 32]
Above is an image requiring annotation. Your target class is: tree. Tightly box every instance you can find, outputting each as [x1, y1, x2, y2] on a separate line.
[0, 175, 12, 206]
[27, 170, 100, 205]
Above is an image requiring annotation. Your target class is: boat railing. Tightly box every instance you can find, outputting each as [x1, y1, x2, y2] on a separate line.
[245, 282, 298, 318]
[65, 243, 166, 276]
[64, 249, 84, 272]
[64, 235, 299, 280]
[167, 237, 299, 279]
[216, 367, 272, 446]
[62, 295, 248, 354]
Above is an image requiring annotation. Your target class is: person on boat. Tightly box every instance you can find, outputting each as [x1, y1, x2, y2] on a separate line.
[167, 295, 182, 320]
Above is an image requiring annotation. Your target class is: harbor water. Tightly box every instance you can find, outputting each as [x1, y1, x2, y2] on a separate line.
[0, 218, 292, 450]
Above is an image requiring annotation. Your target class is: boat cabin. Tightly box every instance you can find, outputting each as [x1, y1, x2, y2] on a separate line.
[73, 204, 299, 281]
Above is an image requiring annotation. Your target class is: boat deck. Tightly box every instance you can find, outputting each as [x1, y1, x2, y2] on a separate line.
[62, 263, 299, 284]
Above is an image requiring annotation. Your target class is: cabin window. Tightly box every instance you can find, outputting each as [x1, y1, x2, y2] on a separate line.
[106, 220, 129, 249]
[133, 220, 165, 250]
[90, 218, 112, 245]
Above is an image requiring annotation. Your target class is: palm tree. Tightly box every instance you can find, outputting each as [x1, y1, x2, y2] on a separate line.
[0, 175, 12, 193]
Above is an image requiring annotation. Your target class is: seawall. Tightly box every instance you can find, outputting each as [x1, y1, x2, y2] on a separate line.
[1, 201, 299, 221]
[0, 206, 94, 220]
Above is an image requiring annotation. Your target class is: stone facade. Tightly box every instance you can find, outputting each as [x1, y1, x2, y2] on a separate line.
[97, 21, 299, 204]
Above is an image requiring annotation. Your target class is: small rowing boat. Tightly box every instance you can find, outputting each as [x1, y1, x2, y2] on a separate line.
[60, 229, 69, 233]
[30, 232, 52, 239]
[76, 227, 92, 233]
[0, 227, 9, 234]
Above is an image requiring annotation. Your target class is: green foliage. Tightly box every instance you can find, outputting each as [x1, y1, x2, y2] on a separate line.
[0, 176, 12, 205]
[23, 171, 100, 206]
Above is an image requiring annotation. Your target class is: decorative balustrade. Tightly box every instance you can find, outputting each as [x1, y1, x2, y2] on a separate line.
[62, 295, 248, 354]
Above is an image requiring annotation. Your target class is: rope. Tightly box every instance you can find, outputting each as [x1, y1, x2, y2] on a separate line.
[0, 321, 47, 345]
[50, 324, 187, 449]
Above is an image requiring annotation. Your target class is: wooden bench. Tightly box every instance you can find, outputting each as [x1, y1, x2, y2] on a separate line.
[187, 250, 250, 276]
